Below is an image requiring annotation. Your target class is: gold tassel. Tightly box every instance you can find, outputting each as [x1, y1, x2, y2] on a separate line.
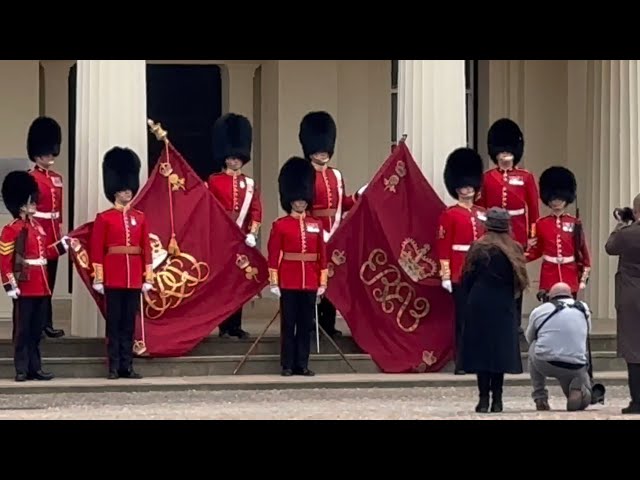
[167, 234, 180, 256]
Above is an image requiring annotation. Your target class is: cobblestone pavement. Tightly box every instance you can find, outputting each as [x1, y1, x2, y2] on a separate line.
[0, 386, 637, 419]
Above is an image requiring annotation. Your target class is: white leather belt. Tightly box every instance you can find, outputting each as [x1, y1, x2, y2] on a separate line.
[452, 244, 471, 252]
[508, 208, 525, 216]
[24, 258, 47, 266]
[34, 211, 60, 220]
[543, 255, 575, 265]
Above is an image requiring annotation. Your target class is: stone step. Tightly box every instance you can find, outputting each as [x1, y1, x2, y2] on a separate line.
[0, 371, 627, 396]
[0, 333, 618, 358]
[0, 350, 625, 378]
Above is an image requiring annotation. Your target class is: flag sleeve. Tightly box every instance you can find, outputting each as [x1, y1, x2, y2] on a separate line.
[267, 220, 282, 286]
[0, 226, 18, 291]
[436, 210, 453, 281]
[90, 213, 106, 284]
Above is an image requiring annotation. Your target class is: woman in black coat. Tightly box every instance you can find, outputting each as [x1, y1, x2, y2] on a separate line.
[461, 207, 529, 413]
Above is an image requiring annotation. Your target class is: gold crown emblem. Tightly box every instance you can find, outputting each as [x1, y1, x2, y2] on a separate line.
[398, 238, 438, 283]
[149, 233, 168, 270]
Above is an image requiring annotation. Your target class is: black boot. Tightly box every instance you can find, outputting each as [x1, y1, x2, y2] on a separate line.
[476, 372, 491, 413]
[623, 363, 640, 414]
[491, 394, 503, 412]
[44, 326, 65, 338]
[27, 370, 54, 381]
[490, 373, 504, 412]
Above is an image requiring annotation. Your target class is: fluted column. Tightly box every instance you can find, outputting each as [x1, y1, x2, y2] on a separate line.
[586, 60, 640, 320]
[397, 60, 467, 202]
[71, 60, 148, 337]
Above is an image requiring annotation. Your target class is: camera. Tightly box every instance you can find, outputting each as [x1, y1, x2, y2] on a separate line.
[613, 207, 635, 223]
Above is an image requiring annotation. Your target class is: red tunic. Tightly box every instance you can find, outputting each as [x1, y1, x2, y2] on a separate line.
[310, 166, 356, 242]
[90, 205, 153, 290]
[207, 170, 262, 235]
[0, 218, 66, 296]
[267, 212, 328, 291]
[29, 166, 63, 259]
[437, 204, 486, 284]
[476, 167, 539, 247]
[525, 213, 591, 293]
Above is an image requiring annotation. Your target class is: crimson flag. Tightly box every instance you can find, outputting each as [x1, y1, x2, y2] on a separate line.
[69, 141, 269, 357]
[325, 142, 455, 373]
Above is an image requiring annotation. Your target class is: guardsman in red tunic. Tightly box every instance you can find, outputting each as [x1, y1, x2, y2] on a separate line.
[268, 157, 328, 377]
[526, 166, 591, 297]
[477, 118, 540, 332]
[438, 148, 486, 375]
[90, 147, 153, 380]
[0, 171, 72, 382]
[27, 116, 66, 338]
[298, 111, 363, 338]
[208, 113, 262, 339]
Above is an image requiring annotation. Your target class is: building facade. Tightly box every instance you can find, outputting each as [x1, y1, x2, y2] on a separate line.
[0, 60, 635, 336]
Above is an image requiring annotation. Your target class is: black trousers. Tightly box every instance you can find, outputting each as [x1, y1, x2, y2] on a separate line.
[317, 297, 337, 334]
[280, 290, 316, 370]
[44, 259, 58, 331]
[452, 284, 466, 370]
[12, 297, 48, 375]
[220, 308, 243, 333]
[628, 363, 640, 405]
[105, 288, 139, 373]
[477, 372, 504, 398]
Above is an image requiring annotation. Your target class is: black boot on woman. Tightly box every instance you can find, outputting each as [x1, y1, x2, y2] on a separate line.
[475, 372, 491, 413]
[490, 373, 504, 412]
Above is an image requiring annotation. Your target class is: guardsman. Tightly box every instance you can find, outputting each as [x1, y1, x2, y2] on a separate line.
[208, 113, 262, 339]
[298, 111, 362, 337]
[477, 118, 540, 332]
[438, 148, 486, 375]
[267, 156, 328, 377]
[1, 171, 71, 382]
[27, 116, 66, 338]
[526, 166, 591, 297]
[90, 147, 153, 380]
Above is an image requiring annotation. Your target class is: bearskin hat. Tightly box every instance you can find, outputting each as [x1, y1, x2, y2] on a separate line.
[211, 113, 252, 171]
[298, 111, 337, 159]
[102, 147, 141, 204]
[443, 148, 484, 200]
[27, 116, 62, 161]
[539, 166, 577, 206]
[278, 156, 315, 213]
[487, 118, 524, 165]
[1, 171, 39, 219]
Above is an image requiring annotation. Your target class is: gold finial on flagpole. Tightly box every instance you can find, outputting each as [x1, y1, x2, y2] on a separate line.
[398, 134, 408, 144]
[148, 119, 169, 143]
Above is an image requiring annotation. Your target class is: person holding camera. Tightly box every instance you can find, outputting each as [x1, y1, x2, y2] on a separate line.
[526, 282, 594, 411]
[605, 195, 640, 414]
[525, 166, 591, 299]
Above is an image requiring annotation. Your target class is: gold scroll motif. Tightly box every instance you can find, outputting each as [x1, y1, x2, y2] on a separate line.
[359, 248, 430, 333]
[383, 160, 407, 193]
[413, 350, 438, 373]
[143, 234, 210, 319]
[235, 254, 260, 282]
[398, 238, 438, 283]
[327, 249, 346, 278]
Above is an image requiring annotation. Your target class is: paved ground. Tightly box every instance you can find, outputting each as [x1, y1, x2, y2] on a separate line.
[0, 385, 636, 420]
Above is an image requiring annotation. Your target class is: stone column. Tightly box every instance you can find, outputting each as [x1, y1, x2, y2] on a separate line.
[397, 60, 467, 202]
[71, 60, 148, 337]
[585, 60, 640, 320]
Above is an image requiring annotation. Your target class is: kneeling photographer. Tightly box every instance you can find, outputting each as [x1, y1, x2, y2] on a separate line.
[526, 282, 602, 411]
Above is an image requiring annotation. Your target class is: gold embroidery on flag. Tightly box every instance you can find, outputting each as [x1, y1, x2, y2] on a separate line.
[236, 254, 260, 281]
[159, 162, 186, 191]
[360, 248, 430, 333]
[383, 160, 408, 193]
[413, 351, 438, 372]
[328, 250, 346, 278]
[398, 238, 438, 283]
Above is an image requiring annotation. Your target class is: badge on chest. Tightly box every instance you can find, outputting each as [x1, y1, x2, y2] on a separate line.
[508, 176, 524, 186]
[476, 211, 487, 222]
[239, 180, 246, 189]
[305, 222, 320, 234]
[130, 217, 137, 227]
[51, 177, 63, 188]
[562, 222, 574, 233]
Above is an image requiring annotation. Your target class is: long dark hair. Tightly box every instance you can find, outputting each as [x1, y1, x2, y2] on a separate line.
[464, 231, 530, 296]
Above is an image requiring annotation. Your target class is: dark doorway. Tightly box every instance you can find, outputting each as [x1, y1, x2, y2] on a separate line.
[146, 64, 222, 179]
[67, 62, 77, 294]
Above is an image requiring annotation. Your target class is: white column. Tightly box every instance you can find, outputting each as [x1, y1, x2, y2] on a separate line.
[71, 60, 148, 337]
[397, 60, 467, 202]
[586, 60, 640, 320]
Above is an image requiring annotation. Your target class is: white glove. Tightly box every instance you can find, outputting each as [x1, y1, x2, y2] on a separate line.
[317, 286, 326, 297]
[357, 183, 369, 197]
[7, 288, 19, 300]
[142, 282, 153, 293]
[527, 237, 537, 249]
[579, 282, 586, 290]
[92, 283, 105, 295]
[270, 285, 281, 298]
[441, 280, 453, 293]
[245, 233, 257, 248]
